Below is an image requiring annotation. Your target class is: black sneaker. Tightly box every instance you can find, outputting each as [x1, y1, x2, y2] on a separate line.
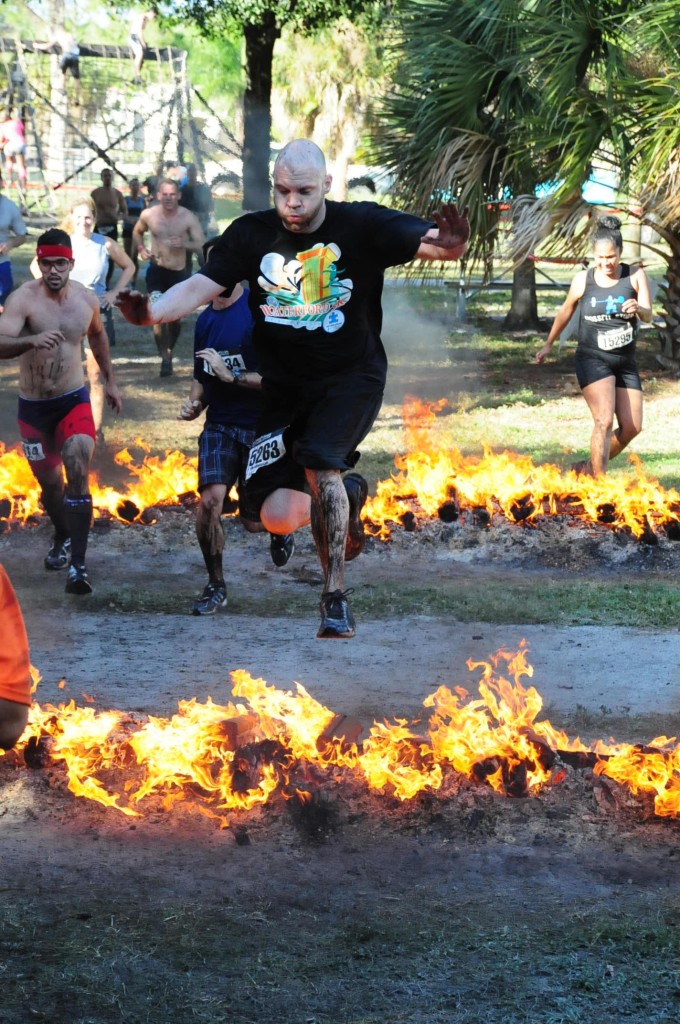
[343, 473, 368, 561]
[270, 533, 295, 567]
[65, 563, 93, 595]
[317, 588, 356, 639]
[45, 536, 71, 571]
[160, 357, 173, 377]
[191, 583, 227, 616]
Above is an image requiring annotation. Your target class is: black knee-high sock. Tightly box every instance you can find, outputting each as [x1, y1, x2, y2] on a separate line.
[63, 495, 93, 566]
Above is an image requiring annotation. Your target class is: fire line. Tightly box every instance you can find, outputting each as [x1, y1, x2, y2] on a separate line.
[1, 400, 679, 538]
[4, 643, 680, 822]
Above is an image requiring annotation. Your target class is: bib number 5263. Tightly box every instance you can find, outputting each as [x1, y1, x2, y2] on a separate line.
[245, 429, 286, 481]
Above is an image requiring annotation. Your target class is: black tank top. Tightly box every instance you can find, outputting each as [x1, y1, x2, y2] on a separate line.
[578, 264, 638, 354]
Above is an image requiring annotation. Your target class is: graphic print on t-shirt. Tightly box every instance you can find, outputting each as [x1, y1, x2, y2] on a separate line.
[258, 241, 353, 333]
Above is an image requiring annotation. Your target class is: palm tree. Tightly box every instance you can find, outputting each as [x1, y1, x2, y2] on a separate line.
[379, 0, 680, 348]
[377, 0, 551, 329]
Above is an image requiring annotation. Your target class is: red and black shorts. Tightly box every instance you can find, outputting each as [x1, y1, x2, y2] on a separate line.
[17, 386, 95, 475]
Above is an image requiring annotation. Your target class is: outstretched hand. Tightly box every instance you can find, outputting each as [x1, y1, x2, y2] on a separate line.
[115, 287, 154, 326]
[421, 203, 470, 251]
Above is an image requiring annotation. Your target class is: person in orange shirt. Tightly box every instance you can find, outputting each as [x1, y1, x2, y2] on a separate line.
[0, 564, 31, 749]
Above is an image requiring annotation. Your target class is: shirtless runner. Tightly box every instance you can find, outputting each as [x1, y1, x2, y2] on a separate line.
[0, 228, 122, 595]
[132, 177, 205, 376]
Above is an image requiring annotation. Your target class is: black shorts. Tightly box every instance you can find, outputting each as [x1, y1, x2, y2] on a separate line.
[575, 346, 642, 391]
[97, 223, 118, 242]
[60, 55, 80, 78]
[244, 374, 384, 514]
[198, 423, 260, 523]
[146, 264, 190, 294]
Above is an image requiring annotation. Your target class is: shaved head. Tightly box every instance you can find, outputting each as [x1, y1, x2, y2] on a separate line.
[272, 139, 332, 233]
[274, 139, 327, 177]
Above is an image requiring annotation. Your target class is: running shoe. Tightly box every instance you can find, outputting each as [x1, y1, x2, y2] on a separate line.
[191, 583, 227, 616]
[45, 535, 71, 571]
[160, 357, 173, 377]
[269, 533, 295, 567]
[65, 563, 93, 595]
[343, 472, 368, 561]
[317, 588, 356, 639]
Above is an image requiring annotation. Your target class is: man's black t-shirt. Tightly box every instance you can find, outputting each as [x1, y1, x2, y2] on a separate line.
[198, 201, 430, 387]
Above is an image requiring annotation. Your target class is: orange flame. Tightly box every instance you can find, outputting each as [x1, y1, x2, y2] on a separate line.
[8, 644, 680, 822]
[364, 399, 680, 540]
[2, 402, 679, 537]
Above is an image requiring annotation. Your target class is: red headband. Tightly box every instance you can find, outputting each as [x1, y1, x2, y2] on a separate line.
[36, 244, 73, 260]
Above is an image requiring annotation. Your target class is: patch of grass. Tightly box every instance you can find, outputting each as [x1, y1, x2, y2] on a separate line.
[3, 889, 680, 1024]
[81, 572, 680, 629]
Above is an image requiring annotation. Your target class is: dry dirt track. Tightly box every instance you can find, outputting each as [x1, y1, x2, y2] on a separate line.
[2, 519, 679, 724]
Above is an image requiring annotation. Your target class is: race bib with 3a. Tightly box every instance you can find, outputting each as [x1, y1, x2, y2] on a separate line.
[203, 352, 246, 377]
[245, 429, 286, 482]
[597, 326, 634, 351]
[22, 440, 46, 461]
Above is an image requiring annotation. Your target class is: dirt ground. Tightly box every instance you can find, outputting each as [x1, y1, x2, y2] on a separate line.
[2, 285, 680, 1023]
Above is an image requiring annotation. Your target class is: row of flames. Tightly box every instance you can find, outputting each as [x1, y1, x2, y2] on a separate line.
[7, 642, 680, 821]
[1, 400, 680, 538]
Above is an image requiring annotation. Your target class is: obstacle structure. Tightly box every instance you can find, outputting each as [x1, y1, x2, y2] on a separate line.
[0, 36, 242, 218]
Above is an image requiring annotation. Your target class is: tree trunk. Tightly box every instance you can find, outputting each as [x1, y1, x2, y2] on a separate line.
[242, 14, 279, 212]
[503, 257, 540, 331]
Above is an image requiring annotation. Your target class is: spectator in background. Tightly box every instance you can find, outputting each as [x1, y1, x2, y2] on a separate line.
[179, 163, 214, 270]
[132, 177, 205, 377]
[0, 171, 27, 311]
[0, 108, 27, 194]
[91, 168, 127, 286]
[122, 177, 146, 284]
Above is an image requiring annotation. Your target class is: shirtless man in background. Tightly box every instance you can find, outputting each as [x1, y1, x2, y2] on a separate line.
[0, 228, 122, 595]
[132, 177, 205, 376]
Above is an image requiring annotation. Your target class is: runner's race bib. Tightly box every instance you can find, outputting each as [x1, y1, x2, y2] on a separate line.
[203, 352, 246, 377]
[245, 429, 286, 481]
[598, 326, 634, 351]
[22, 440, 45, 461]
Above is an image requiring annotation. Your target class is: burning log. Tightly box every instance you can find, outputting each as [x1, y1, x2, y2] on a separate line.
[472, 507, 491, 527]
[116, 499, 140, 523]
[230, 738, 285, 794]
[596, 503, 617, 524]
[0, 498, 11, 518]
[178, 491, 200, 509]
[519, 727, 556, 771]
[437, 501, 460, 523]
[218, 714, 262, 751]
[316, 714, 364, 753]
[400, 511, 417, 532]
[502, 760, 529, 798]
[663, 517, 680, 542]
[509, 495, 536, 524]
[22, 734, 53, 768]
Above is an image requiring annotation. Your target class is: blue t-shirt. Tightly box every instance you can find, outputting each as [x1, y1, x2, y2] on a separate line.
[193, 288, 261, 429]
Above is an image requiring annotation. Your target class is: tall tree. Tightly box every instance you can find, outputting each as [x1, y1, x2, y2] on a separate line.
[378, 0, 680, 347]
[164, 0, 383, 210]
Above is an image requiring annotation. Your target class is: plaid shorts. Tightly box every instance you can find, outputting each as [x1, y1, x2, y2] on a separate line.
[198, 422, 259, 522]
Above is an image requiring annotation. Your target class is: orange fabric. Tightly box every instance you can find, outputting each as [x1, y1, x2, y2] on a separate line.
[0, 565, 31, 705]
